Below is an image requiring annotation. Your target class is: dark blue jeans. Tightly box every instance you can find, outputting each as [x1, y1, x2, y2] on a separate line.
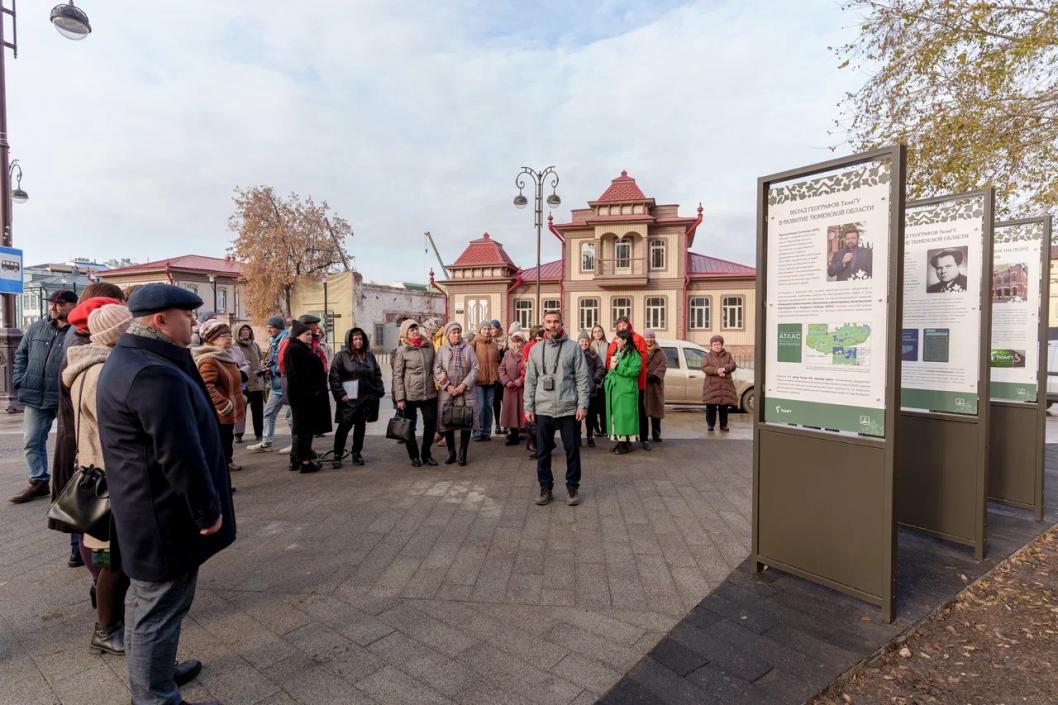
[125, 568, 198, 705]
[534, 414, 581, 490]
[474, 385, 495, 438]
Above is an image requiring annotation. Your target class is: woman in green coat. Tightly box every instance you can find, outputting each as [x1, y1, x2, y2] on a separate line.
[605, 329, 642, 454]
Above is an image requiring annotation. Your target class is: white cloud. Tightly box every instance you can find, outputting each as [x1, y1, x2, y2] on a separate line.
[9, 0, 860, 282]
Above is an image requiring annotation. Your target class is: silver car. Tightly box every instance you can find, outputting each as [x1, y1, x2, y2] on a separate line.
[656, 338, 754, 412]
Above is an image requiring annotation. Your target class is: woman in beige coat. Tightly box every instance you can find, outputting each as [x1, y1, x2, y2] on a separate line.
[62, 303, 133, 655]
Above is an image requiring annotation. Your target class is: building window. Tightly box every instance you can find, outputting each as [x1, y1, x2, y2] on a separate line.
[722, 295, 744, 330]
[218, 288, 228, 313]
[611, 297, 631, 327]
[185, 283, 198, 294]
[542, 299, 560, 316]
[645, 296, 666, 330]
[515, 300, 533, 329]
[579, 298, 599, 331]
[374, 324, 385, 348]
[615, 238, 632, 272]
[689, 296, 711, 330]
[649, 238, 666, 270]
[580, 242, 595, 272]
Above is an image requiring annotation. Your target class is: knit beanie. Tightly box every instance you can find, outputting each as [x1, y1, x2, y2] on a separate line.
[88, 304, 133, 347]
[709, 334, 725, 345]
[577, 329, 590, 342]
[443, 321, 462, 339]
[290, 320, 311, 338]
[267, 316, 286, 329]
[69, 296, 122, 332]
[400, 319, 420, 341]
[643, 328, 657, 338]
[199, 320, 231, 343]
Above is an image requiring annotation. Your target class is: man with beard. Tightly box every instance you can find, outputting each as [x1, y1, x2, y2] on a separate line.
[524, 310, 590, 507]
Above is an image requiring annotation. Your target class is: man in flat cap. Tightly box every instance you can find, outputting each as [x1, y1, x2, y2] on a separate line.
[927, 249, 968, 293]
[96, 283, 234, 705]
[10, 289, 76, 504]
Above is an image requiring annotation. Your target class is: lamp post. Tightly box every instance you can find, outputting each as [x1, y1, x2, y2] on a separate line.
[321, 273, 329, 347]
[513, 166, 560, 324]
[207, 273, 217, 312]
[0, 1, 91, 412]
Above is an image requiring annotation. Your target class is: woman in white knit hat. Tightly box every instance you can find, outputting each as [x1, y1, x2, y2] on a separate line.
[191, 320, 246, 473]
[62, 303, 133, 655]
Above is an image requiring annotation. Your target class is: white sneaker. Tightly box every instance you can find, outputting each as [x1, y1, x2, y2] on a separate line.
[278, 445, 292, 454]
[247, 442, 273, 452]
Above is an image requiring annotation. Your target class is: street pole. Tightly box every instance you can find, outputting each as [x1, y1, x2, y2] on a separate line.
[0, 3, 18, 411]
[322, 277, 329, 346]
[514, 167, 560, 325]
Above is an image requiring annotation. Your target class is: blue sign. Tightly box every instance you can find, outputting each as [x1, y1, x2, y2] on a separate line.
[0, 246, 22, 294]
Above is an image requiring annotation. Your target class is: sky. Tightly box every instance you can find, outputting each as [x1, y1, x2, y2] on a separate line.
[9, 0, 868, 285]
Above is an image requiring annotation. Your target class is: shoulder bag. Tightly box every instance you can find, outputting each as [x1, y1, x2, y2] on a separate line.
[47, 368, 111, 541]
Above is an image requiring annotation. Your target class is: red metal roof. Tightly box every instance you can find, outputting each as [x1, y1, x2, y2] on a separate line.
[102, 254, 243, 277]
[688, 252, 755, 278]
[451, 232, 517, 268]
[518, 259, 562, 282]
[595, 170, 647, 203]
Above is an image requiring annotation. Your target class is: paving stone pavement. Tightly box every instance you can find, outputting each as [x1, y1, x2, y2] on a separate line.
[0, 409, 752, 705]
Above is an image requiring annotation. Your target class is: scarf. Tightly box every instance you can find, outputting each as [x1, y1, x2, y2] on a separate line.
[447, 340, 468, 385]
[191, 344, 236, 365]
[127, 320, 175, 345]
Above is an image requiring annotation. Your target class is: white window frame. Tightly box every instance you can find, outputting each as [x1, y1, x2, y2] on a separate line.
[580, 242, 595, 273]
[579, 298, 599, 331]
[721, 295, 744, 330]
[615, 237, 632, 273]
[542, 299, 560, 316]
[645, 296, 666, 330]
[611, 297, 632, 327]
[649, 238, 666, 271]
[218, 287, 228, 313]
[689, 296, 711, 330]
[514, 300, 533, 329]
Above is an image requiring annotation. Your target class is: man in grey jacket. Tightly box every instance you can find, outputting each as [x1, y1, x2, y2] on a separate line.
[10, 290, 76, 504]
[524, 310, 590, 507]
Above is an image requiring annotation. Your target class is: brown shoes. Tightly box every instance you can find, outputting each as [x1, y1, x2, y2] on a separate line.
[9, 480, 49, 504]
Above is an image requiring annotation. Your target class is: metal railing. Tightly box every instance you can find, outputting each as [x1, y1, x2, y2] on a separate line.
[595, 257, 646, 277]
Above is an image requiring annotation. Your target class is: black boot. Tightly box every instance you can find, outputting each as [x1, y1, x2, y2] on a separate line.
[458, 431, 471, 466]
[444, 432, 457, 465]
[89, 622, 124, 655]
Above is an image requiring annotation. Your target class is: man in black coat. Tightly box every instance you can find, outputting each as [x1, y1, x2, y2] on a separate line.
[97, 283, 234, 705]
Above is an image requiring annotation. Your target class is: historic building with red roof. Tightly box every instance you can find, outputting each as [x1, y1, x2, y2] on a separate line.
[437, 171, 757, 355]
[99, 254, 248, 322]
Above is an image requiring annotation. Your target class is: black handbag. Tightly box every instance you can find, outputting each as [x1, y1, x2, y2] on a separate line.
[441, 395, 473, 429]
[47, 370, 111, 541]
[386, 411, 415, 442]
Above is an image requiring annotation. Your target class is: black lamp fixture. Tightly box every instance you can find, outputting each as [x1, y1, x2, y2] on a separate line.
[9, 159, 26, 204]
[50, 2, 92, 41]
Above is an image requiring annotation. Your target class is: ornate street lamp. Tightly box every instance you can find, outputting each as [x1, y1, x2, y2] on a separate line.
[513, 166, 560, 324]
[0, 2, 91, 411]
[50, 2, 91, 40]
[9, 159, 25, 203]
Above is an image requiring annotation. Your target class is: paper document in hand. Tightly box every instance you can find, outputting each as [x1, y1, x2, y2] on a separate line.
[342, 380, 359, 399]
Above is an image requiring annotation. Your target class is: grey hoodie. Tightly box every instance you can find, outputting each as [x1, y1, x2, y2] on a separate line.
[524, 332, 590, 418]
